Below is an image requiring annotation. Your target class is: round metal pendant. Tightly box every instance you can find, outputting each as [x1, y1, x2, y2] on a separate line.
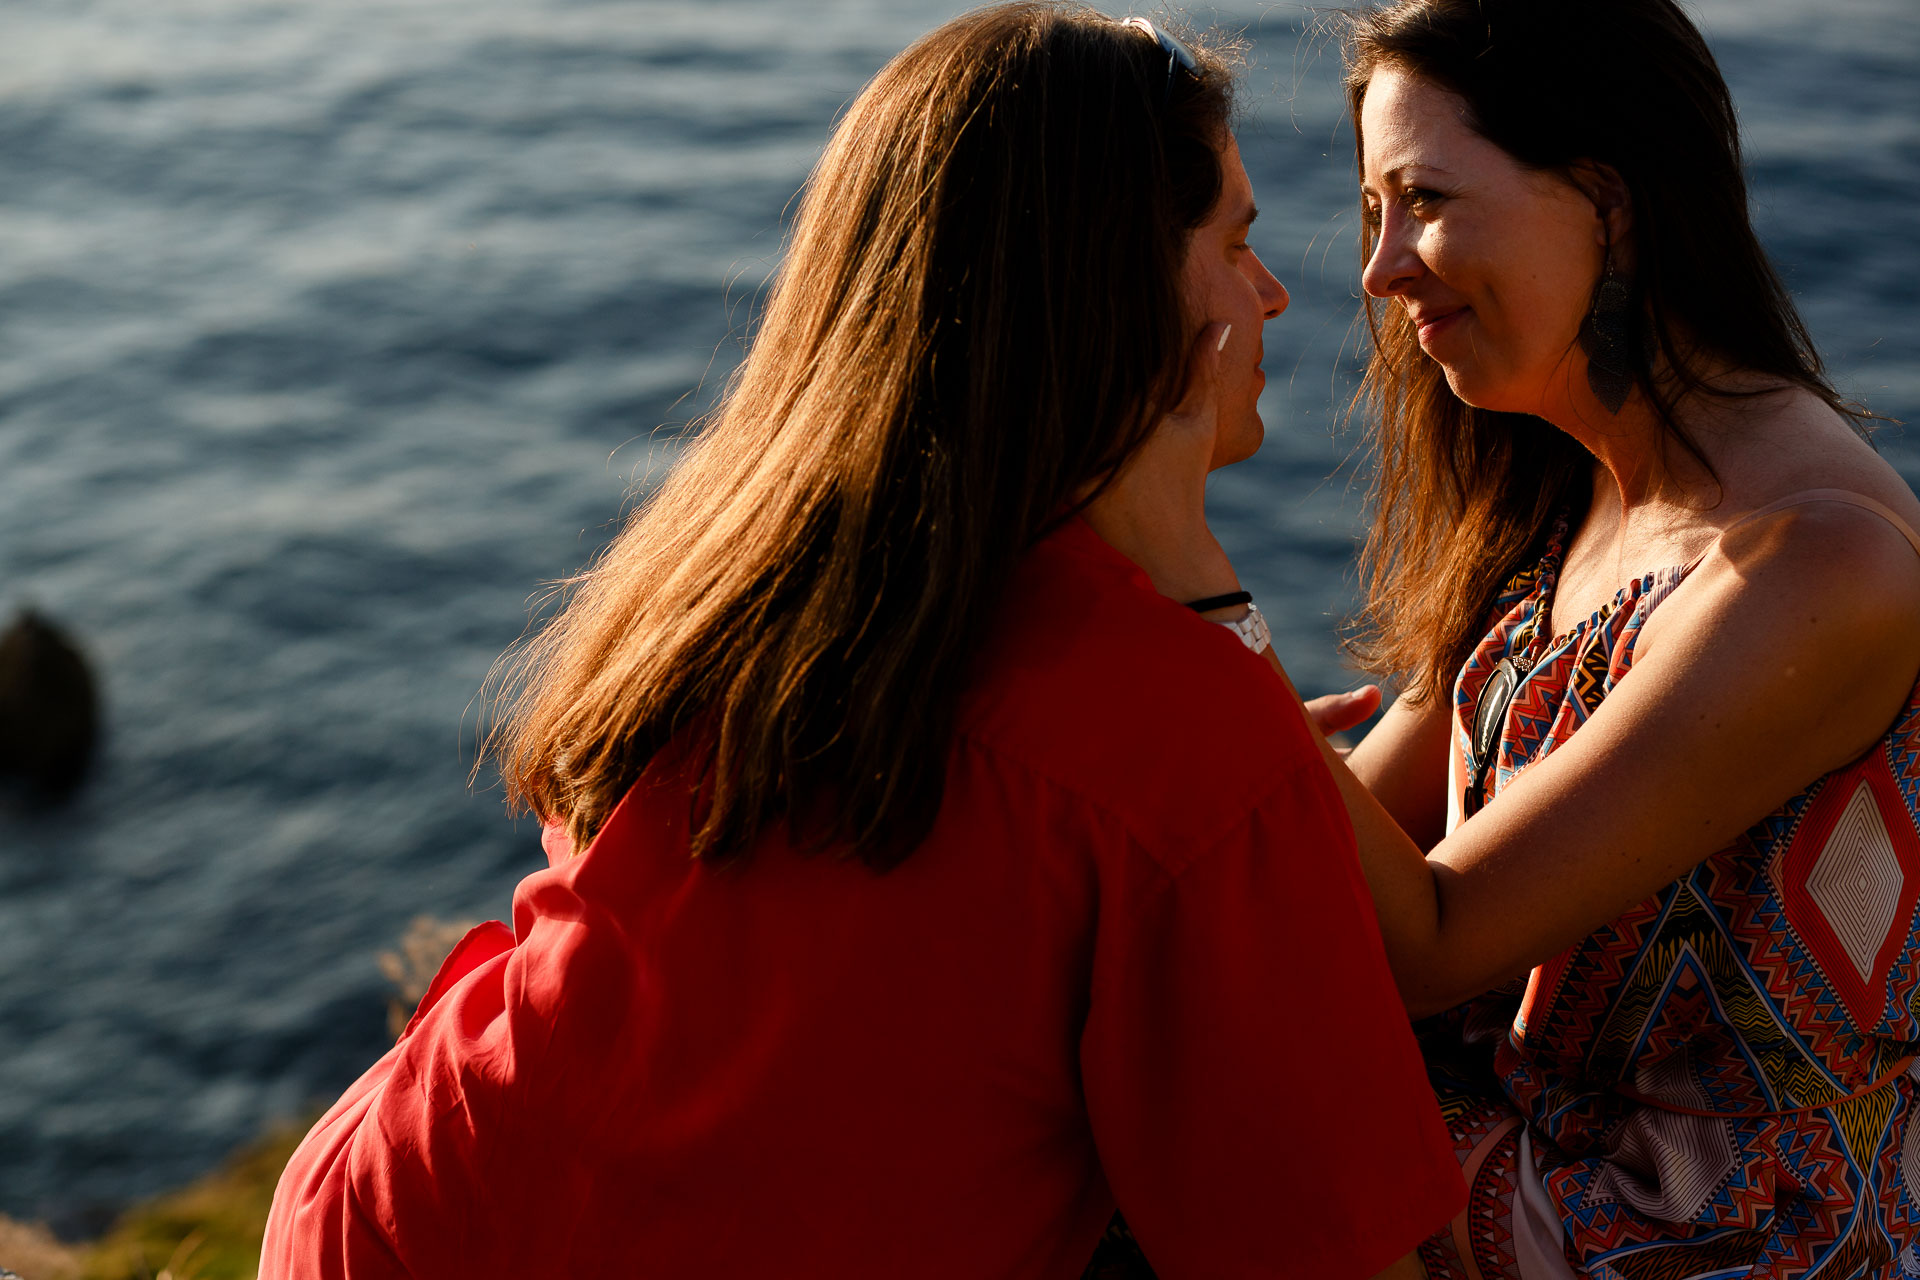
[1473, 656, 1524, 766]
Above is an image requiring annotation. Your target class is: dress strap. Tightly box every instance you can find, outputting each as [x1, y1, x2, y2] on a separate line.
[1691, 487, 1920, 569]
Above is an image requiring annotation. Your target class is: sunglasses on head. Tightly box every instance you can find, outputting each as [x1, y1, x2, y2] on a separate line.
[1120, 16, 1199, 103]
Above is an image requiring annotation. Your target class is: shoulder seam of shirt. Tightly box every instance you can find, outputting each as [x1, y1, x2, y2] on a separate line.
[952, 726, 1330, 884]
[1119, 760, 1347, 930]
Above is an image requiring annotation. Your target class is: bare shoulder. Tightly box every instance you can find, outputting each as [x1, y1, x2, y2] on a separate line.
[1653, 388, 1920, 636]
[1715, 385, 1920, 524]
[1630, 386, 1920, 748]
[1671, 497, 1920, 636]
[1638, 461, 1920, 764]
[1709, 499, 1920, 630]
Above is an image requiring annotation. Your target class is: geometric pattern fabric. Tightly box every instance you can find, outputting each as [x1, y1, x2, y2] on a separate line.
[1427, 512, 1920, 1280]
[1774, 763, 1920, 1029]
[1802, 782, 1902, 983]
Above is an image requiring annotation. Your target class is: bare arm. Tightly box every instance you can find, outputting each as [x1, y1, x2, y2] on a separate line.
[1322, 506, 1920, 1015]
[1345, 691, 1454, 852]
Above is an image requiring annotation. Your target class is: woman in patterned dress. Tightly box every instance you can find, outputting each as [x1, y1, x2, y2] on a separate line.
[1324, 0, 1920, 1273]
[1092, 0, 1920, 1275]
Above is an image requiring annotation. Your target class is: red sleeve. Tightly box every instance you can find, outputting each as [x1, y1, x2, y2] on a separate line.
[1079, 753, 1464, 1278]
[259, 919, 573, 1279]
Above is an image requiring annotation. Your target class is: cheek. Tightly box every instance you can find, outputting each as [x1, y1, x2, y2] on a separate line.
[1509, 258, 1594, 365]
[1416, 224, 1479, 299]
[1230, 261, 1269, 316]
[1190, 254, 1269, 324]
[1191, 267, 1242, 326]
[1490, 214, 1598, 341]
[1444, 232, 1589, 355]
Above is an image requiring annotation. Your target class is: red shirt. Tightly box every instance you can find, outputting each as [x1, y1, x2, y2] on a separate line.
[261, 519, 1462, 1278]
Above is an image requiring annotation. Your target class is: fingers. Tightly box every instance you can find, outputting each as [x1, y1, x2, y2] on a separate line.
[1341, 682, 1384, 723]
[1302, 692, 1344, 734]
[1304, 684, 1383, 737]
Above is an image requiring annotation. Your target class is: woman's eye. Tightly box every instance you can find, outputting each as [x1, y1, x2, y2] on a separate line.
[1360, 202, 1382, 229]
[1404, 187, 1445, 212]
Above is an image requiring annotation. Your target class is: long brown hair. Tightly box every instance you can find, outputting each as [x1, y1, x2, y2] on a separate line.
[1339, 0, 1866, 700]
[488, 4, 1239, 868]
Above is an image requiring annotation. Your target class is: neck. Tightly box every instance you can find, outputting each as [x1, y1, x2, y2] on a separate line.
[1533, 358, 1724, 520]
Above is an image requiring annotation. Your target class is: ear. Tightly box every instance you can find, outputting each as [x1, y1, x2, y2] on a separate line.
[1569, 160, 1633, 254]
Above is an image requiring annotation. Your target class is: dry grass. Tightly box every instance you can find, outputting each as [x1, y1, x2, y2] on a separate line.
[378, 914, 481, 1038]
[70, 1121, 311, 1280]
[0, 1215, 85, 1280]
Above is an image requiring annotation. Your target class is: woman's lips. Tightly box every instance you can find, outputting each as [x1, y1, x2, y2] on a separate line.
[1414, 306, 1469, 345]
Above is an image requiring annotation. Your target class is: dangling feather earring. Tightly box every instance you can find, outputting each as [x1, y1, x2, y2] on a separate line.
[1578, 251, 1636, 413]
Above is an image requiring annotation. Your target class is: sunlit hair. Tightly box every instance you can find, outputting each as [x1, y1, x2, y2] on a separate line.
[488, 3, 1240, 867]
[1338, 0, 1869, 701]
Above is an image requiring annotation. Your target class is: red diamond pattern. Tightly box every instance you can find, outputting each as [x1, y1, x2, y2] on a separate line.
[1770, 748, 1920, 1032]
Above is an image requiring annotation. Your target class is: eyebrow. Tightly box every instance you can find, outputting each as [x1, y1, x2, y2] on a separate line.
[1363, 162, 1453, 195]
[1236, 202, 1260, 227]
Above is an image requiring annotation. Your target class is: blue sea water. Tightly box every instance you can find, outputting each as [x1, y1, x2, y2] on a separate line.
[0, 0, 1914, 1232]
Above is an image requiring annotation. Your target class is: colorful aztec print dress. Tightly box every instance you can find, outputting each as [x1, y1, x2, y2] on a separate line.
[1424, 492, 1920, 1280]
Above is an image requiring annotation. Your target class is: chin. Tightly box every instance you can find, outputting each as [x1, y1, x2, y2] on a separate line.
[1209, 416, 1265, 471]
[1439, 363, 1510, 412]
[1440, 365, 1480, 404]
[1437, 351, 1558, 416]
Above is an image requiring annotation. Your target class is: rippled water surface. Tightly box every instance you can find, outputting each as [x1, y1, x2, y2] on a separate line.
[1, 0, 1915, 1229]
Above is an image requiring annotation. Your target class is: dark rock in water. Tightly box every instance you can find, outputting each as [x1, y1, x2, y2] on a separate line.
[0, 609, 101, 798]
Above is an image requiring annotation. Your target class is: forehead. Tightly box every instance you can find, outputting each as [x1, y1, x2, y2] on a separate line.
[1210, 134, 1254, 220]
[1357, 65, 1480, 181]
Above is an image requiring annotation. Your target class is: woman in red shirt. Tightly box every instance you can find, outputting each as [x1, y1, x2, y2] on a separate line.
[259, 5, 1461, 1276]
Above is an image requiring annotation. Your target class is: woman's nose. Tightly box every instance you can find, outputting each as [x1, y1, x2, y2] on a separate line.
[1361, 212, 1420, 299]
[1249, 251, 1289, 320]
